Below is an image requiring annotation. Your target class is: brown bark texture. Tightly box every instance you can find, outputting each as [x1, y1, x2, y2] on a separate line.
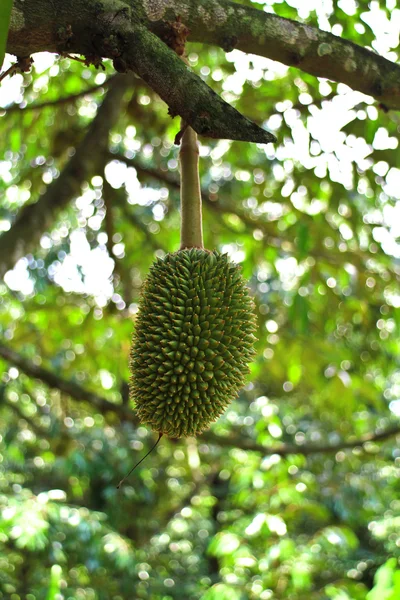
[7, 0, 400, 111]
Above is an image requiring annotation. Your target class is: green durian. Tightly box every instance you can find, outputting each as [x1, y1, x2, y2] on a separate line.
[129, 248, 257, 438]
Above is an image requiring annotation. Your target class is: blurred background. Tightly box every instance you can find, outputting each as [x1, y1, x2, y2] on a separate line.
[0, 1, 400, 599]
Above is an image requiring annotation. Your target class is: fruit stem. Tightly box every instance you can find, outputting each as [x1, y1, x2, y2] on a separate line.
[179, 124, 204, 249]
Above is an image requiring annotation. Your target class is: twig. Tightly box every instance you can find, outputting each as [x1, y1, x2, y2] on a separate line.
[201, 426, 400, 457]
[121, 204, 165, 252]
[0, 56, 33, 83]
[63, 53, 86, 63]
[0, 63, 16, 83]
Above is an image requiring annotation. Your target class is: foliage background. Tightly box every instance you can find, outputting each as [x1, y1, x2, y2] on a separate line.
[0, 1, 400, 599]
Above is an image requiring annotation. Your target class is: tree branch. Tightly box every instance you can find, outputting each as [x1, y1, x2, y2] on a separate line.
[0, 385, 47, 437]
[6, 0, 400, 112]
[110, 151, 289, 252]
[1, 342, 399, 457]
[140, 0, 400, 112]
[110, 153, 182, 191]
[0, 73, 132, 278]
[118, 23, 276, 143]
[6, 2, 275, 144]
[102, 181, 166, 252]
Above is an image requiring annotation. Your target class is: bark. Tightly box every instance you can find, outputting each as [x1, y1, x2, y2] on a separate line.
[6, 1, 275, 143]
[1, 342, 399, 457]
[144, 0, 400, 111]
[0, 73, 131, 278]
[118, 24, 276, 142]
[6, 0, 400, 111]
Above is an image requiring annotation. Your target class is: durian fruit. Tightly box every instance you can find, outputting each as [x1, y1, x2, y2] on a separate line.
[130, 248, 257, 438]
[128, 116, 257, 441]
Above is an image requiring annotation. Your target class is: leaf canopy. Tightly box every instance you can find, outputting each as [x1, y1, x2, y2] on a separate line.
[0, 1, 400, 598]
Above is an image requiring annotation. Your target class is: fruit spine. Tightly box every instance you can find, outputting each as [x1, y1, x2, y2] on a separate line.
[130, 248, 256, 438]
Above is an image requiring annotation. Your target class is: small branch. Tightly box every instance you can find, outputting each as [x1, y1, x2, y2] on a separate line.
[101, 181, 165, 252]
[0, 55, 33, 82]
[110, 152, 379, 270]
[106, 153, 297, 251]
[0, 63, 15, 83]
[110, 153, 182, 190]
[62, 53, 87, 63]
[0, 390, 47, 438]
[4, 75, 115, 113]
[121, 205, 165, 252]
[1, 342, 399, 457]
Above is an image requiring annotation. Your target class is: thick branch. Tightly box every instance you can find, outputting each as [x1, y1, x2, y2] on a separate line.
[118, 24, 275, 143]
[0, 73, 131, 278]
[6, 3, 275, 143]
[141, 0, 400, 111]
[1, 342, 399, 457]
[6, 0, 400, 112]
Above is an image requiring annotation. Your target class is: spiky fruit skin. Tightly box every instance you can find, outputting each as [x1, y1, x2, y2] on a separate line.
[130, 249, 257, 438]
